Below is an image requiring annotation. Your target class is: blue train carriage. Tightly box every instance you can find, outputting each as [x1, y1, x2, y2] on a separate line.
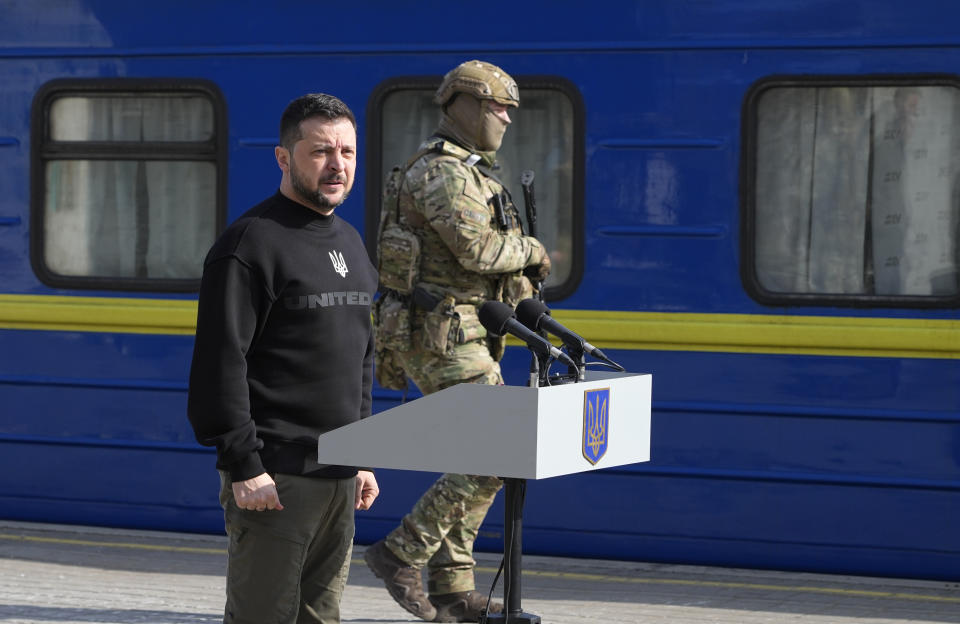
[0, 1, 957, 581]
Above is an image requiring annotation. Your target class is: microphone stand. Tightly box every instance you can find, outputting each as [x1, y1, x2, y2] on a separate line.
[529, 349, 548, 389]
[568, 347, 586, 382]
[488, 346, 543, 624]
[488, 171, 551, 622]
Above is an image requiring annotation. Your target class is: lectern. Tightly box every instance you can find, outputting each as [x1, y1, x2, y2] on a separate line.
[317, 370, 651, 622]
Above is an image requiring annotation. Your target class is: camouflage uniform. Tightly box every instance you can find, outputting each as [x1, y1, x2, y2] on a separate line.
[369, 60, 550, 622]
[376, 136, 541, 595]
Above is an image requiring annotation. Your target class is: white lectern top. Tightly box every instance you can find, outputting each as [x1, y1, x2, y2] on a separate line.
[316, 371, 651, 480]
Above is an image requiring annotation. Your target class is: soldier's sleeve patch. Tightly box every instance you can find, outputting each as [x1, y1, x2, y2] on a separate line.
[459, 206, 488, 226]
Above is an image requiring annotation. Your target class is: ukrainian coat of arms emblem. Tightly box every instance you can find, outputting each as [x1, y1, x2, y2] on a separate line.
[582, 387, 610, 465]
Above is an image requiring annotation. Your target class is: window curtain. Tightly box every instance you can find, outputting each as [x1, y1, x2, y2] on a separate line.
[44, 96, 216, 280]
[755, 86, 959, 296]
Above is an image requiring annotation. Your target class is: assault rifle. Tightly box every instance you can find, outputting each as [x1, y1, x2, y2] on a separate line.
[519, 170, 543, 302]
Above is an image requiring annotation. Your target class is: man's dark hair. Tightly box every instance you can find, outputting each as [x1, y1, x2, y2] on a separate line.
[279, 93, 357, 150]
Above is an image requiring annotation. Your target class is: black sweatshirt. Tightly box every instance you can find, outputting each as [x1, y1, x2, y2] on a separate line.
[187, 191, 377, 481]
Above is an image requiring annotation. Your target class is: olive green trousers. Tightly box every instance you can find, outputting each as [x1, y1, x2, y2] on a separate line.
[219, 472, 355, 624]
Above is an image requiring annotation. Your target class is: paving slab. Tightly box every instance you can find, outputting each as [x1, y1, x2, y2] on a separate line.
[1, 521, 958, 624]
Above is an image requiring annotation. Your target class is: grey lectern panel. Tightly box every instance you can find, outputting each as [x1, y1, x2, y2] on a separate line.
[316, 372, 651, 480]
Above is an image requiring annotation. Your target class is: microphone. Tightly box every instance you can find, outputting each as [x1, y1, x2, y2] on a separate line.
[515, 298, 624, 371]
[478, 301, 578, 369]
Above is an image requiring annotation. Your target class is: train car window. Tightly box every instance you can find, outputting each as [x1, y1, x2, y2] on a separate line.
[742, 77, 960, 307]
[365, 77, 584, 301]
[31, 79, 226, 292]
[49, 96, 214, 142]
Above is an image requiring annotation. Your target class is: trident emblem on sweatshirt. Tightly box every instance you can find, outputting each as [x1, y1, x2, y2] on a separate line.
[329, 250, 348, 278]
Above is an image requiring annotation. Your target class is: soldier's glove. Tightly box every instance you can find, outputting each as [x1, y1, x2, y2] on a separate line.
[523, 238, 552, 283]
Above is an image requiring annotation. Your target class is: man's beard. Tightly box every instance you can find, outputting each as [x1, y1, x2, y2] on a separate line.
[290, 163, 350, 211]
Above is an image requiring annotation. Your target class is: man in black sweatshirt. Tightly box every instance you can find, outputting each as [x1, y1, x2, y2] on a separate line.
[187, 93, 379, 624]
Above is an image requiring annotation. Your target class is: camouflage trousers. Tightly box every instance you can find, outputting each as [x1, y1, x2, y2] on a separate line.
[384, 339, 504, 596]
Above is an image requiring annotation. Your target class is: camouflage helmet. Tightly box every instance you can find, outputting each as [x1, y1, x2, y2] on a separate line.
[434, 60, 520, 108]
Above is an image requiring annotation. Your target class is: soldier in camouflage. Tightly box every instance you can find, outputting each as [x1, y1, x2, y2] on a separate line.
[365, 60, 551, 623]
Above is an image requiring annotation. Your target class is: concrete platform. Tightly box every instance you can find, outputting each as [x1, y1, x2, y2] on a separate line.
[0, 521, 958, 623]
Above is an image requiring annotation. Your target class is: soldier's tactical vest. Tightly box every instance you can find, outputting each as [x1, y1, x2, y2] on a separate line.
[376, 137, 524, 301]
[376, 144, 434, 297]
[373, 138, 524, 389]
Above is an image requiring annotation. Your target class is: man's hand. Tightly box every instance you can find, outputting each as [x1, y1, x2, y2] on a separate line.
[355, 470, 379, 510]
[232, 473, 284, 512]
[523, 239, 551, 283]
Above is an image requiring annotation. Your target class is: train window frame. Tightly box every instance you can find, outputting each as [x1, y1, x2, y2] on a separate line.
[741, 74, 960, 309]
[30, 78, 227, 293]
[364, 75, 585, 302]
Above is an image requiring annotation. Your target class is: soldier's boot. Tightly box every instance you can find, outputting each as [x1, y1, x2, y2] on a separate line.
[429, 591, 503, 623]
[363, 540, 437, 621]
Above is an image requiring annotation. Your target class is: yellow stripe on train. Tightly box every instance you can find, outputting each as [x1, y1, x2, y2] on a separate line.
[0, 294, 957, 359]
